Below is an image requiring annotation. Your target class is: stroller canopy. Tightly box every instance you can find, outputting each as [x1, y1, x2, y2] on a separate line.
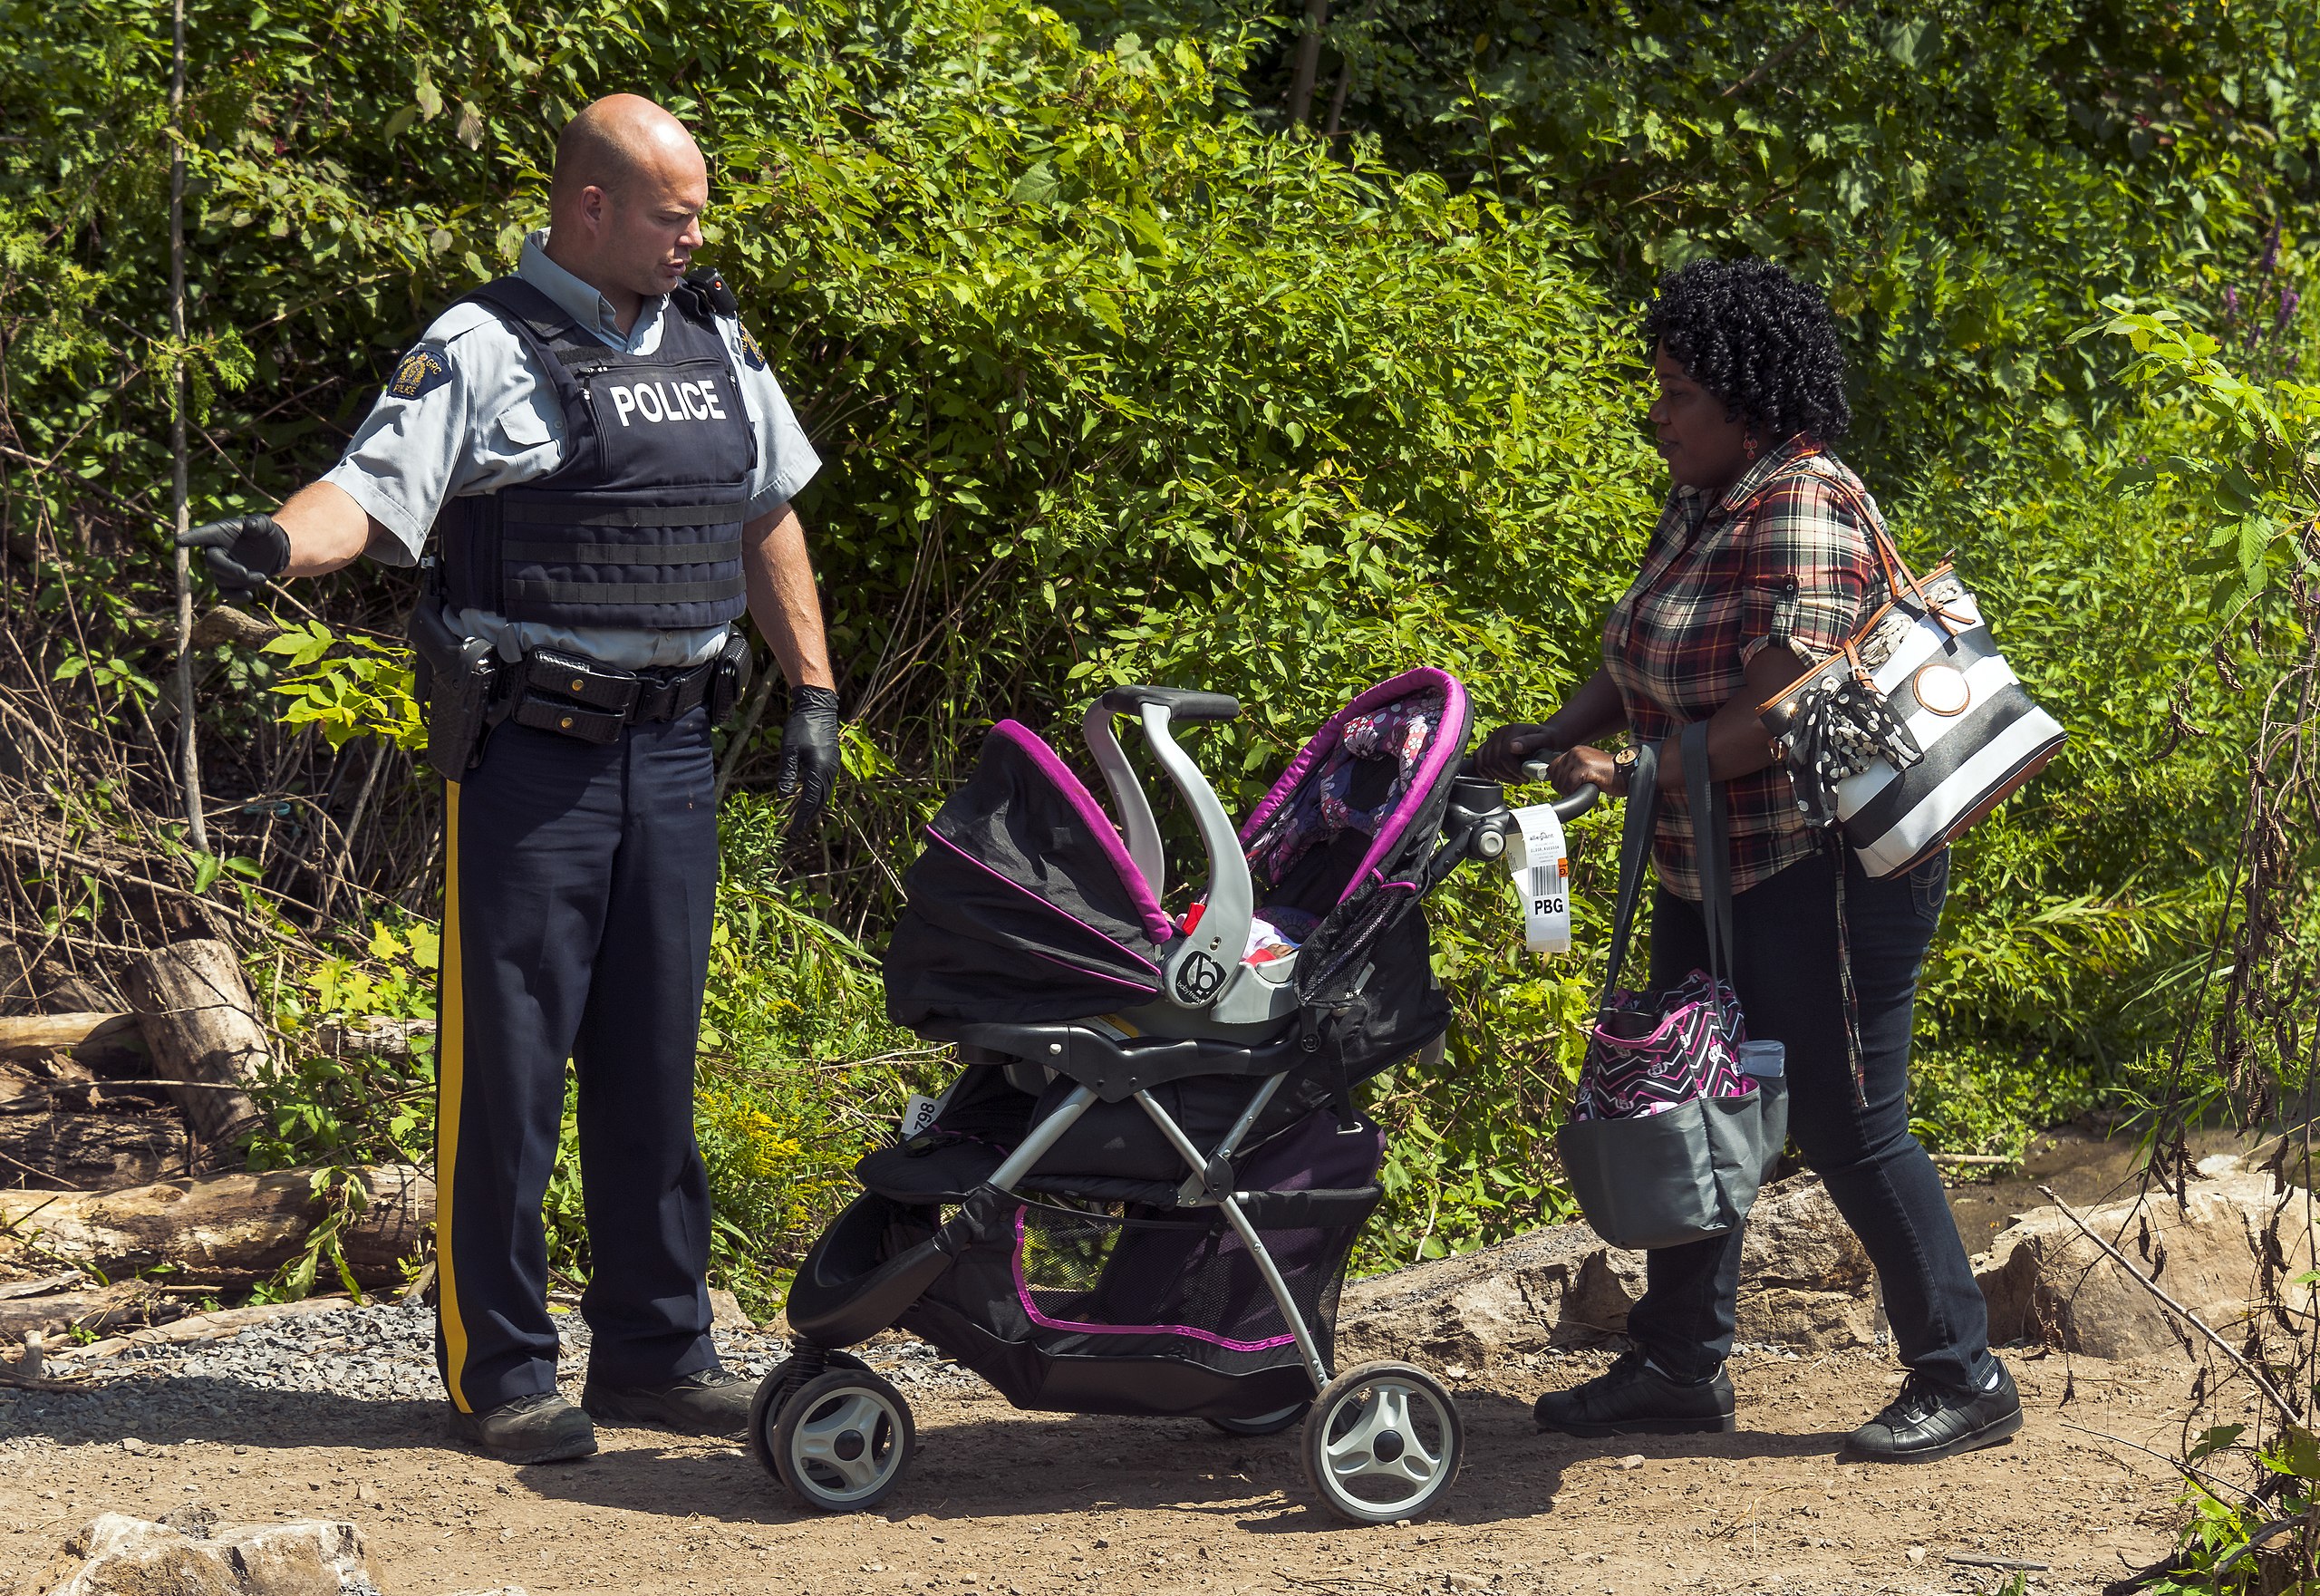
[885, 721, 1174, 1026]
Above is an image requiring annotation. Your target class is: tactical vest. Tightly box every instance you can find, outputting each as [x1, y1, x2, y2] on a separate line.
[436, 276, 758, 632]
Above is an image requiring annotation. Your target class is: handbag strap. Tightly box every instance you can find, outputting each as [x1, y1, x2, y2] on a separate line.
[1594, 740, 1660, 1012]
[1681, 718, 1735, 986]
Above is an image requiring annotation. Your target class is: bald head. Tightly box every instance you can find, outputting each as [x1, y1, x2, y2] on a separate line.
[551, 95, 704, 212]
[544, 95, 710, 332]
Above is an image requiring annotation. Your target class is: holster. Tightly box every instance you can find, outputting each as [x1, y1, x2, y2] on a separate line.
[407, 599, 503, 784]
[708, 629, 752, 724]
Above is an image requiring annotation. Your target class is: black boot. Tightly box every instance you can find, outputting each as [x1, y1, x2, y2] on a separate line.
[582, 1368, 756, 1436]
[1844, 1359, 2022, 1463]
[448, 1391, 598, 1464]
[1534, 1349, 1735, 1437]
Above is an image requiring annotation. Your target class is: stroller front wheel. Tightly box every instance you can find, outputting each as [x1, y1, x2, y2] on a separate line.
[1301, 1361, 1463, 1524]
[748, 1349, 871, 1483]
[771, 1368, 917, 1513]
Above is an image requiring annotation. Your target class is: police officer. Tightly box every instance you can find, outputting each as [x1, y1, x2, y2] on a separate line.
[180, 95, 838, 1463]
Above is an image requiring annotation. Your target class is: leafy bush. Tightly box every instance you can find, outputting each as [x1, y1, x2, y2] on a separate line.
[2, 0, 2299, 1296]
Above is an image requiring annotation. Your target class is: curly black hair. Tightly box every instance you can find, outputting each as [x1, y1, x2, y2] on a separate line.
[1645, 258, 1851, 444]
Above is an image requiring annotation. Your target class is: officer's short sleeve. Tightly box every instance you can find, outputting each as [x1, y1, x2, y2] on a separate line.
[722, 317, 821, 520]
[320, 323, 484, 566]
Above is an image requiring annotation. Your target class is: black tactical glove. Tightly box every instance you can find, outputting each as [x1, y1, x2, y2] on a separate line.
[775, 684, 843, 848]
[177, 513, 291, 602]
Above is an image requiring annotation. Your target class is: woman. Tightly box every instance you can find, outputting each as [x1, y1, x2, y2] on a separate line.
[1476, 257, 2018, 1463]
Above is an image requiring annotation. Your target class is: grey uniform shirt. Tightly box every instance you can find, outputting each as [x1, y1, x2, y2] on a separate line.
[324, 230, 821, 669]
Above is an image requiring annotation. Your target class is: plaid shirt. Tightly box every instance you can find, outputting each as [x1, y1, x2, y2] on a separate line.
[1602, 436, 1887, 901]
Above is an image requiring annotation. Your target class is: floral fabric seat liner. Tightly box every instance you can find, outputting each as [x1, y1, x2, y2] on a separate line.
[1239, 690, 1446, 943]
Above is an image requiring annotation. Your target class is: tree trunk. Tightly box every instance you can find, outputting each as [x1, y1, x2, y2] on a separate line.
[121, 940, 266, 1146]
[1287, 0, 1329, 129]
[0, 1165, 433, 1289]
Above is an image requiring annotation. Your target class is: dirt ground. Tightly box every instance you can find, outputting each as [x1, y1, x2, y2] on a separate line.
[0, 1342, 2209, 1596]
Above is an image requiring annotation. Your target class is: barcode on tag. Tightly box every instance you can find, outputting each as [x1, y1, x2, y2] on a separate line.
[1508, 804, 1573, 955]
[899, 1093, 941, 1139]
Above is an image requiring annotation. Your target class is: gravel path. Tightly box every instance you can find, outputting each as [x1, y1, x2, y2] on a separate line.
[0, 1300, 974, 1453]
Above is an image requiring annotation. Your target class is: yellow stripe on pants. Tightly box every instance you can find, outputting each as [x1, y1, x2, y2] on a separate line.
[438, 781, 472, 1412]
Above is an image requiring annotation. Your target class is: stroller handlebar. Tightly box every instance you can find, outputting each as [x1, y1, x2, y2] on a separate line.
[1515, 764, 1602, 823]
[1083, 688, 1256, 1010]
[1452, 760, 1600, 863]
[1097, 685, 1241, 724]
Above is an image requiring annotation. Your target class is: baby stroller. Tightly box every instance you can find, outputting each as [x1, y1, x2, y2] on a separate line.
[750, 670, 1593, 1523]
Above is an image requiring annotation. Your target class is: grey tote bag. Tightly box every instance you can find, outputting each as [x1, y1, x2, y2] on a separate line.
[1556, 724, 1788, 1252]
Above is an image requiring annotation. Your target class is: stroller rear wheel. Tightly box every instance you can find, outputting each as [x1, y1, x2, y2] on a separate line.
[748, 1349, 870, 1484]
[1204, 1403, 1310, 1437]
[1301, 1361, 1463, 1524]
[771, 1368, 917, 1513]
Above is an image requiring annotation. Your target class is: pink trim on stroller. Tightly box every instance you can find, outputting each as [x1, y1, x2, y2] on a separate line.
[989, 720, 1176, 944]
[921, 827, 1165, 980]
[1238, 666, 1472, 904]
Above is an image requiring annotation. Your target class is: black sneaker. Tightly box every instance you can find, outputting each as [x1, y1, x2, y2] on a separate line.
[1844, 1360, 2022, 1463]
[581, 1368, 755, 1436]
[1534, 1349, 1736, 1437]
[447, 1391, 597, 1464]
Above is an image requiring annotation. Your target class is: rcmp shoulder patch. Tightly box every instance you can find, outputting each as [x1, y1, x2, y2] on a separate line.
[736, 325, 768, 372]
[386, 345, 453, 401]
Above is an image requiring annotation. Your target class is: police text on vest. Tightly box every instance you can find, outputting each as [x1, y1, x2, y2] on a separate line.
[606, 380, 728, 426]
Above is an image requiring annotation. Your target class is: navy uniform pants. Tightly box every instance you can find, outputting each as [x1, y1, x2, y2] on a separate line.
[1624, 846, 1997, 1395]
[434, 708, 721, 1414]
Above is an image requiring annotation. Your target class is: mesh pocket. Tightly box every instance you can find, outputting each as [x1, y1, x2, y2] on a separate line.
[1006, 1197, 1367, 1373]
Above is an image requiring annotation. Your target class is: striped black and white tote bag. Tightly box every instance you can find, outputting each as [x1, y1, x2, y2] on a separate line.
[1759, 491, 2066, 879]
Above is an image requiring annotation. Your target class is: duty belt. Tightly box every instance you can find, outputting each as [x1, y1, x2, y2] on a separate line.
[508, 645, 716, 745]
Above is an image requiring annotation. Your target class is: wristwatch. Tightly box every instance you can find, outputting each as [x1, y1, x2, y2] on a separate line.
[1611, 744, 1640, 793]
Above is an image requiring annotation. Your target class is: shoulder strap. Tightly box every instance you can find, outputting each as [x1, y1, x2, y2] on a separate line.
[1681, 720, 1735, 985]
[1595, 741, 1660, 1011]
[459, 277, 610, 373]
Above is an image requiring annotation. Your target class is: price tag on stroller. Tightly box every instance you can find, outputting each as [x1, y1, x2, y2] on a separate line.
[898, 1093, 941, 1139]
[1508, 804, 1572, 954]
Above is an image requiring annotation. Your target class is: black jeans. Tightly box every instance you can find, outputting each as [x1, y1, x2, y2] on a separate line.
[1621, 844, 1995, 1395]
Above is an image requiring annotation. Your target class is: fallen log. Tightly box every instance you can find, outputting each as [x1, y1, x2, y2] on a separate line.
[66, 1295, 356, 1361]
[0, 1282, 171, 1341]
[0, 1166, 432, 1290]
[0, 1014, 143, 1059]
[312, 1017, 435, 1061]
[121, 940, 266, 1146]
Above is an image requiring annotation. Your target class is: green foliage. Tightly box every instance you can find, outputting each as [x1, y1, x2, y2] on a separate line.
[1067, 0, 2320, 469]
[2, 0, 2292, 1292]
[262, 621, 427, 753]
[247, 915, 439, 1170]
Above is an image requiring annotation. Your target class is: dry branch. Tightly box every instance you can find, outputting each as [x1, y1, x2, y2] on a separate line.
[67, 1294, 356, 1360]
[2035, 1183, 2300, 1427]
[0, 1282, 171, 1342]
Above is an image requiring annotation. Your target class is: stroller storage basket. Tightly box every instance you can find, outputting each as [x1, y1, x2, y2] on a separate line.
[899, 1181, 1379, 1422]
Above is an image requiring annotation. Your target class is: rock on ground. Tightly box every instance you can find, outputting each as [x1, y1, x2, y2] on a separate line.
[1974, 1152, 2316, 1359]
[1337, 1174, 1875, 1369]
[14, 1514, 379, 1596]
